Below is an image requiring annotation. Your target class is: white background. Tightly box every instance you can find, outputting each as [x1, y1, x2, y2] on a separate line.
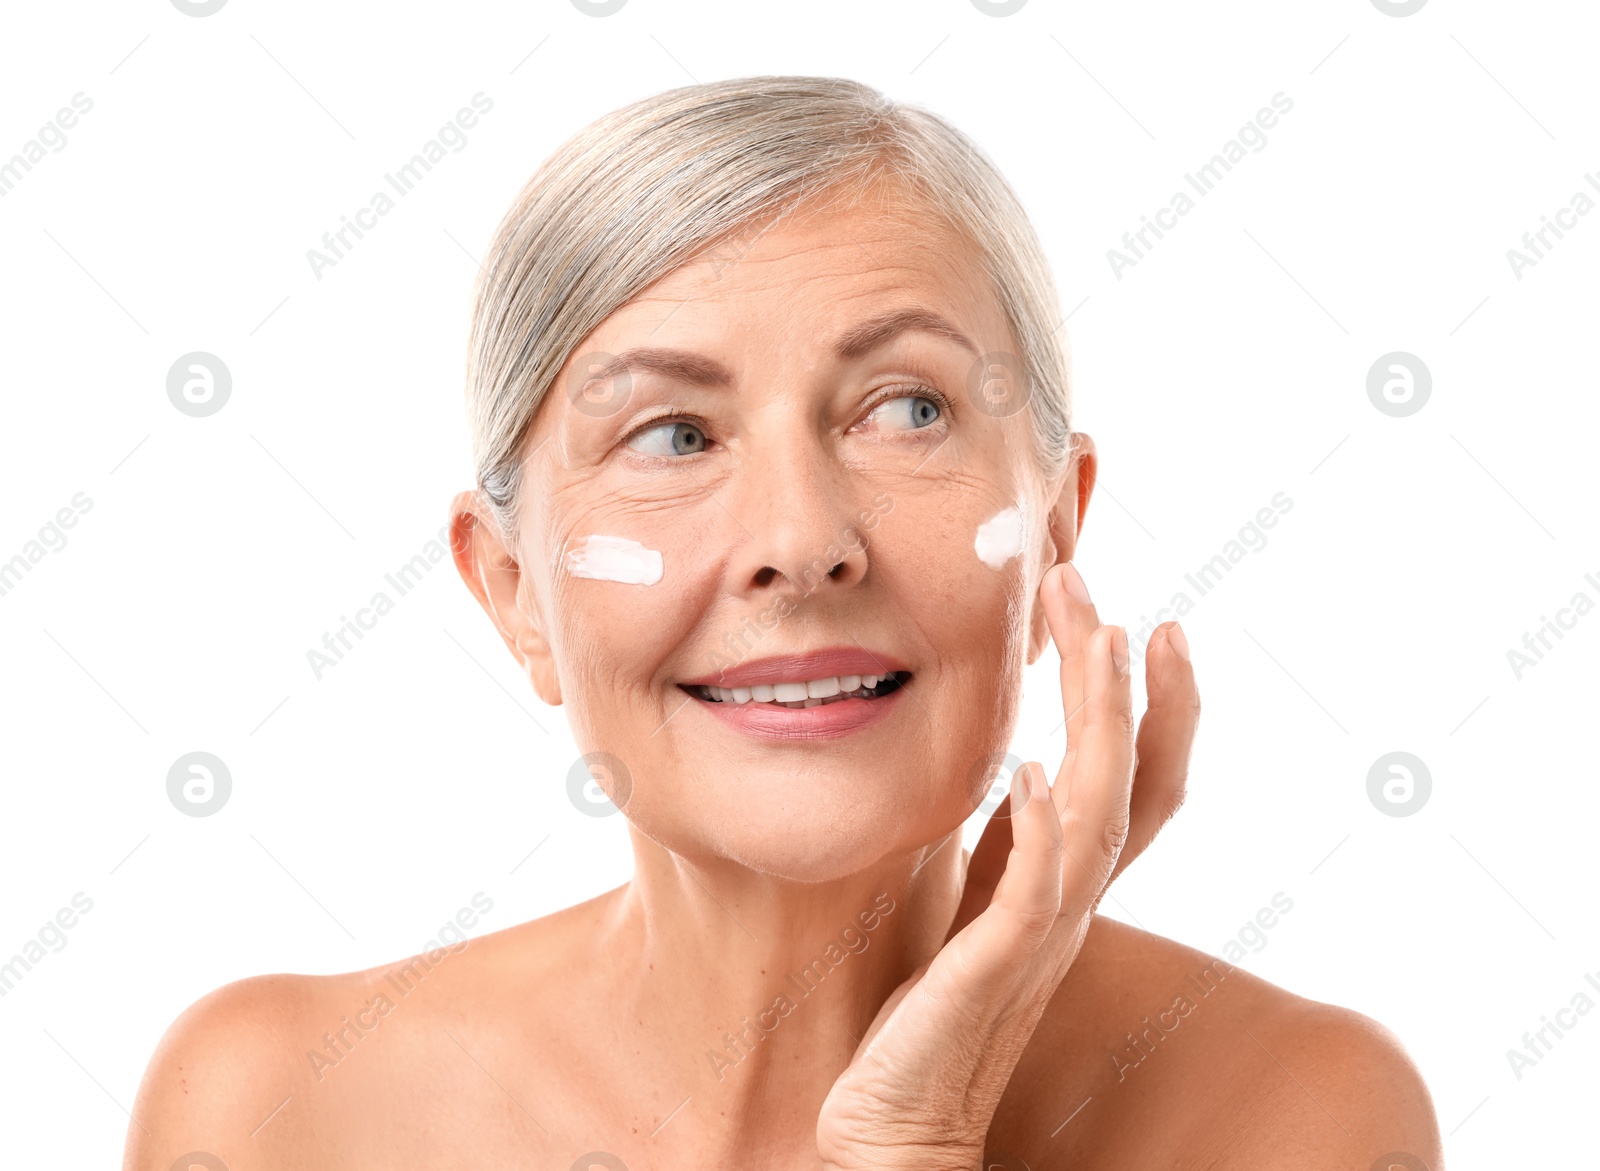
[1, 0, 1595, 1165]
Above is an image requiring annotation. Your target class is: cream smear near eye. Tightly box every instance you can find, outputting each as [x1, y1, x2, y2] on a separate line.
[974, 505, 1025, 570]
[565, 535, 664, 585]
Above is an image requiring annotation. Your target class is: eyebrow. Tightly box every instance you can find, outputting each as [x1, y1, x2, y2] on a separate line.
[832, 307, 980, 362]
[591, 307, 980, 389]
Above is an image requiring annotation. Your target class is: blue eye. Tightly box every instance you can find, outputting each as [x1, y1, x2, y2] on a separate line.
[627, 420, 707, 457]
[865, 394, 942, 432]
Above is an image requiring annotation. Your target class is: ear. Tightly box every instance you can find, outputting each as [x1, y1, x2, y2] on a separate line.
[449, 490, 562, 706]
[1026, 432, 1097, 664]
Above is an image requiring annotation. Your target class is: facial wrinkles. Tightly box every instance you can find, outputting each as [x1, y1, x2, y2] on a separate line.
[535, 419, 704, 593]
[911, 462, 1037, 718]
[515, 196, 1049, 868]
[718, 219, 909, 287]
[534, 459, 748, 743]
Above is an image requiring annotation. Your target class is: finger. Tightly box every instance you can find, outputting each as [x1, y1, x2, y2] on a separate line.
[1111, 621, 1199, 883]
[1041, 562, 1100, 814]
[946, 782, 1013, 944]
[1055, 624, 1136, 903]
[982, 763, 1066, 953]
[953, 763, 1066, 966]
[868, 767, 1064, 1052]
[849, 955, 932, 1057]
[947, 559, 1106, 943]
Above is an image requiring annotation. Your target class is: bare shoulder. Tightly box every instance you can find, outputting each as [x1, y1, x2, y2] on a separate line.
[123, 971, 327, 1170]
[123, 890, 615, 1171]
[1210, 990, 1444, 1169]
[1005, 916, 1443, 1169]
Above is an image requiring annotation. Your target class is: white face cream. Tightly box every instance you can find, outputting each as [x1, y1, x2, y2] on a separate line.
[564, 535, 664, 585]
[974, 505, 1025, 570]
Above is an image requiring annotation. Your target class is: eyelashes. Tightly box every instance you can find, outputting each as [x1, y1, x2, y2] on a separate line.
[884, 382, 954, 415]
[617, 384, 954, 457]
[626, 418, 710, 458]
[618, 405, 709, 444]
[621, 410, 713, 456]
[857, 385, 948, 434]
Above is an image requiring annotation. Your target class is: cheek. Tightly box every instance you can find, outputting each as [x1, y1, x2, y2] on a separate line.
[542, 502, 724, 721]
[974, 505, 1025, 570]
[867, 490, 1032, 674]
[565, 534, 662, 584]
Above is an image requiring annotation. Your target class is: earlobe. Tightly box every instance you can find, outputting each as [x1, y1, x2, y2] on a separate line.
[448, 491, 562, 707]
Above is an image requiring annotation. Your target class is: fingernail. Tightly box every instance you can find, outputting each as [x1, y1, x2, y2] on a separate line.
[1059, 562, 1091, 604]
[1010, 765, 1031, 813]
[1168, 622, 1190, 661]
[1110, 627, 1130, 679]
[1029, 763, 1051, 804]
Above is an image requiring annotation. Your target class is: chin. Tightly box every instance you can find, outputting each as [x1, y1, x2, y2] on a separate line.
[653, 789, 968, 885]
[723, 839, 906, 885]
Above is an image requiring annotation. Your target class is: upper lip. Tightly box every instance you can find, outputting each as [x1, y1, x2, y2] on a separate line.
[680, 647, 910, 689]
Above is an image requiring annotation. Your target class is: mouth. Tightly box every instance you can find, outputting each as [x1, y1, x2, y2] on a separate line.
[677, 648, 912, 739]
[682, 670, 911, 709]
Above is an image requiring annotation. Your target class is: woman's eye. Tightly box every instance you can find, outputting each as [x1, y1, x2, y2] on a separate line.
[863, 394, 942, 433]
[627, 420, 708, 457]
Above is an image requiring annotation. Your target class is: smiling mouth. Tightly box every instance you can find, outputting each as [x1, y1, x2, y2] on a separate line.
[683, 671, 911, 709]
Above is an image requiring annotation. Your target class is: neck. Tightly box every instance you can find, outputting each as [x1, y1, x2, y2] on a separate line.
[600, 824, 967, 1149]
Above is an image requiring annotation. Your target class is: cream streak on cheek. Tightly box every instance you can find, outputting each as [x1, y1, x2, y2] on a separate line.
[974, 506, 1025, 570]
[564, 535, 664, 585]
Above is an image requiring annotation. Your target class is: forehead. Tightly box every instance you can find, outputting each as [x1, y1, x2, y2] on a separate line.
[615, 187, 1007, 341]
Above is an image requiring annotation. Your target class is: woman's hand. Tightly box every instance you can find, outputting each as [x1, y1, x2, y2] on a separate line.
[815, 562, 1200, 1171]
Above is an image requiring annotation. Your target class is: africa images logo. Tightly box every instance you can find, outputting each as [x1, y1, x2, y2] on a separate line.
[705, 893, 897, 1081]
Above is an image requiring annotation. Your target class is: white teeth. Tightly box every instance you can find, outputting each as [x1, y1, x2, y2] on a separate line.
[697, 672, 901, 706]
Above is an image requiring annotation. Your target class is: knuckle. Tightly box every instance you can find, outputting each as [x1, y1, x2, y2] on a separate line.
[1102, 815, 1131, 860]
[1012, 901, 1062, 948]
[1160, 783, 1188, 825]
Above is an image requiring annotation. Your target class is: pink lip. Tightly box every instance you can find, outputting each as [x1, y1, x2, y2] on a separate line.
[690, 685, 906, 741]
[680, 646, 908, 689]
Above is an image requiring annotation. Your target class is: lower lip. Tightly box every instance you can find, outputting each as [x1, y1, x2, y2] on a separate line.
[685, 685, 906, 740]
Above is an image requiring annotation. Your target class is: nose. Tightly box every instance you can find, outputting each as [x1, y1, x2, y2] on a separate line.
[729, 434, 870, 601]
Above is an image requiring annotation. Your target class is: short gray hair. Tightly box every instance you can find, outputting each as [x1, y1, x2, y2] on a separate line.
[465, 74, 1073, 538]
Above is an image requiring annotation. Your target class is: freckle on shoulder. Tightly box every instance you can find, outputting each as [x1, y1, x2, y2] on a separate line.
[126, 972, 328, 1167]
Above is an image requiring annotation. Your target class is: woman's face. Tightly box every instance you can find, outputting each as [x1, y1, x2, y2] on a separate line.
[460, 185, 1088, 881]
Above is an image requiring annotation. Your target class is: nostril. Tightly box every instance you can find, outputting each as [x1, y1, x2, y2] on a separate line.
[754, 566, 778, 587]
[828, 560, 846, 579]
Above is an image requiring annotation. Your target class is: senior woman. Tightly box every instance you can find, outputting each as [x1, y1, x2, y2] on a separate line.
[127, 76, 1441, 1170]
